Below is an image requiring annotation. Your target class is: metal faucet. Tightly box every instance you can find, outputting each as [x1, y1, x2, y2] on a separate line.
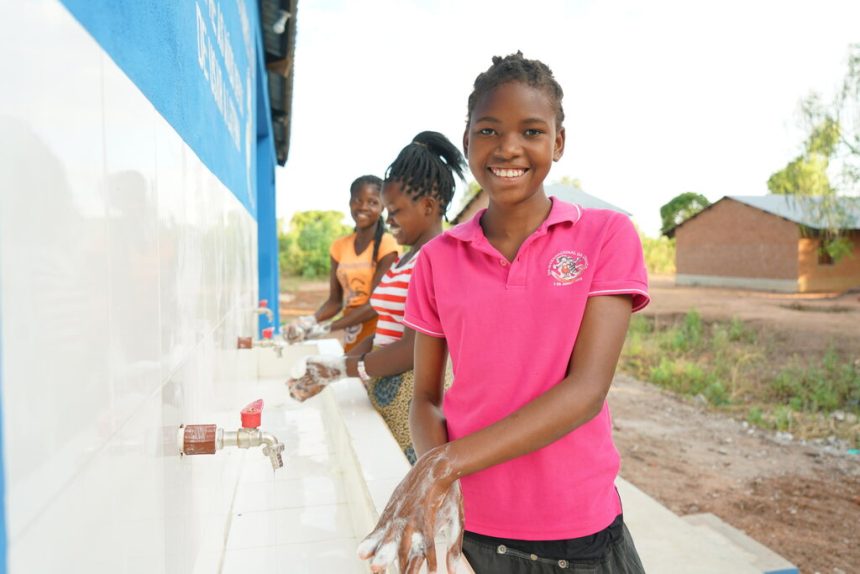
[179, 399, 285, 470]
[254, 299, 274, 323]
[236, 334, 285, 358]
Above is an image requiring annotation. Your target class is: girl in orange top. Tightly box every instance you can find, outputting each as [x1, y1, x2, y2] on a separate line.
[286, 175, 399, 352]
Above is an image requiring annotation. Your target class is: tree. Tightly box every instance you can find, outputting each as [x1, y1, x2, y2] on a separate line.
[557, 175, 583, 189]
[457, 180, 483, 210]
[767, 44, 860, 261]
[660, 192, 711, 235]
[279, 210, 351, 278]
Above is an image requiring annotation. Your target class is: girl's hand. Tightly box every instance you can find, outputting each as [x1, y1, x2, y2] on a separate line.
[304, 321, 332, 340]
[285, 315, 317, 344]
[357, 447, 464, 574]
[286, 355, 346, 401]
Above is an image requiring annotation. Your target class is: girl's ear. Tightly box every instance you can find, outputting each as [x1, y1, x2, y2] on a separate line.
[420, 195, 439, 217]
[553, 126, 566, 162]
[462, 126, 470, 158]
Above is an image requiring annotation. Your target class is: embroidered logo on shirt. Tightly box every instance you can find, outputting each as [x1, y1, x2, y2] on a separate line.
[548, 251, 588, 286]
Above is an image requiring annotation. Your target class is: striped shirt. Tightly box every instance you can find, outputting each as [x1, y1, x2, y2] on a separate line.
[369, 251, 420, 346]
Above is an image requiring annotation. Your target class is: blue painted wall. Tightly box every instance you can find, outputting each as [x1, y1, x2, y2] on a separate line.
[61, 0, 266, 217]
[60, 0, 281, 335]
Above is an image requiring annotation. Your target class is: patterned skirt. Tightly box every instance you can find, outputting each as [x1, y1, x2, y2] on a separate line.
[366, 361, 453, 465]
[367, 369, 419, 464]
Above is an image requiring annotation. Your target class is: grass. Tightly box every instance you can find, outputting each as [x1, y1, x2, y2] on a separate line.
[622, 310, 860, 446]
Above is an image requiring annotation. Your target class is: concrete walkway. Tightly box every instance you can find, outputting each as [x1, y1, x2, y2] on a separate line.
[237, 339, 796, 573]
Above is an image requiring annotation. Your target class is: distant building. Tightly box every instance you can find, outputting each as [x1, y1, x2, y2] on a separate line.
[451, 183, 630, 224]
[667, 195, 860, 293]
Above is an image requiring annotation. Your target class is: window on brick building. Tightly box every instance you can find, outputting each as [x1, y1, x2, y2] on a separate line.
[817, 247, 834, 265]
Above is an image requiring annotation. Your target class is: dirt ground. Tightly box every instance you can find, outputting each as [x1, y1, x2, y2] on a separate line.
[280, 277, 860, 574]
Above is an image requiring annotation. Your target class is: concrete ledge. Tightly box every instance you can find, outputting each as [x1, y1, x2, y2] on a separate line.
[682, 513, 798, 574]
[618, 479, 761, 573]
[323, 378, 474, 574]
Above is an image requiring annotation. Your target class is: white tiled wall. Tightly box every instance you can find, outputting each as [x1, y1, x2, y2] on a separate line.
[0, 2, 261, 572]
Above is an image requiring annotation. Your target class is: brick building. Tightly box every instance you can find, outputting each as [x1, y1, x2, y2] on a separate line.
[668, 196, 860, 293]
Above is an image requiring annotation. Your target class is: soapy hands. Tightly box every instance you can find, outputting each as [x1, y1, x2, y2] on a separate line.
[358, 447, 464, 573]
[284, 315, 331, 344]
[286, 355, 347, 401]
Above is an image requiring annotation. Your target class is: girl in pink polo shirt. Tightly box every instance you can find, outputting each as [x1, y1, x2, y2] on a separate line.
[287, 131, 465, 464]
[359, 53, 649, 574]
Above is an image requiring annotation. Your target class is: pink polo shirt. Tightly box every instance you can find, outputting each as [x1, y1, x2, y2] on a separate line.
[403, 198, 649, 540]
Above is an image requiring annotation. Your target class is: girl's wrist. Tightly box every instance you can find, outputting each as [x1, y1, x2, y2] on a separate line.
[423, 444, 461, 487]
[344, 356, 359, 377]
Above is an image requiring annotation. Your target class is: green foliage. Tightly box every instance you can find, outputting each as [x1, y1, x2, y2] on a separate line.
[770, 347, 860, 414]
[279, 210, 352, 278]
[767, 153, 834, 196]
[747, 406, 764, 426]
[640, 234, 676, 275]
[768, 44, 860, 262]
[823, 236, 854, 261]
[805, 116, 841, 156]
[457, 180, 483, 211]
[622, 311, 859, 439]
[773, 405, 794, 432]
[659, 192, 710, 235]
[556, 175, 584, 188]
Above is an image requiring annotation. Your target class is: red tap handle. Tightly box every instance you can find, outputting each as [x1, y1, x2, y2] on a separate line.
[259, 299, 268, 308]
[241, 399, 264, 428]
[262, 327, 274, 339]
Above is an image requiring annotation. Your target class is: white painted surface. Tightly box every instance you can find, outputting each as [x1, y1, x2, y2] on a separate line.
[0, 2, 263, 572]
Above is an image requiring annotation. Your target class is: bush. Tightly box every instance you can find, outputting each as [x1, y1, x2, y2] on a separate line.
[640, 234, 676, 275]
[770, 347, 860, 414]
[279, 211, 352, 278]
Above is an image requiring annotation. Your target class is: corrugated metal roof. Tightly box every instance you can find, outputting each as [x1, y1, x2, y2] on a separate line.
[259, 0, 297, 166]
[450, 184, 630, 224]
[544, 184, 631, 215]
[729, 195, 860, 230]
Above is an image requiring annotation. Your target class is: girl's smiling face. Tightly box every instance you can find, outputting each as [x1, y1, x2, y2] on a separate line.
[382, 181, 435, 247]
[464, 81, 565, 207]
[349, 183, 384, 230]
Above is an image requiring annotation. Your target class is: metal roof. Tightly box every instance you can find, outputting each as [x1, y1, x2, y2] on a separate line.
[728, 195, 860, 230]
[451, 183, 630, 223]
[259, 0, 298, 166]
[666, 194, 860, 237]
[544, 184, 631, 215]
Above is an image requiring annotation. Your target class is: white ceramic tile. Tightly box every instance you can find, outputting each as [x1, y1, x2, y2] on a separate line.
[241, 451, 337, 483]
[156, 121, 190, 382]
[0, 1, 113, 539]
[221, 539, 366, 574]
[227, 504, 356, 549]
[102, 56, 163, 427]
[9, 435, 124, 573]
[235, 474, 347, 513]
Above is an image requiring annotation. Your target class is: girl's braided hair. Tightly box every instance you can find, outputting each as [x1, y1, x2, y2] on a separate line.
[385, 131, 465, 215]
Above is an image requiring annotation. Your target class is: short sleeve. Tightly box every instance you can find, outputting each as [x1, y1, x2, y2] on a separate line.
[329, 235, 348, 262]
[377, 233, 401, 260]
[403, 251, 445, 337]
[588, 214, 650, 312]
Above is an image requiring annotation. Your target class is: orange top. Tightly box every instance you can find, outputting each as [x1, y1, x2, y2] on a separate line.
[330, 232, 399, 308]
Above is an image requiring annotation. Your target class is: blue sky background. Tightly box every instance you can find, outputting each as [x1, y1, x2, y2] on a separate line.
[277, 0, 860, 235]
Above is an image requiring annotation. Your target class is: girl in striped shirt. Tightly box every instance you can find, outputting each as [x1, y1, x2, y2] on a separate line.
[287, 130, 464, 463]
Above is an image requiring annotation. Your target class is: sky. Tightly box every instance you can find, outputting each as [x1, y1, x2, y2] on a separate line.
[276, 0, 860, 236]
